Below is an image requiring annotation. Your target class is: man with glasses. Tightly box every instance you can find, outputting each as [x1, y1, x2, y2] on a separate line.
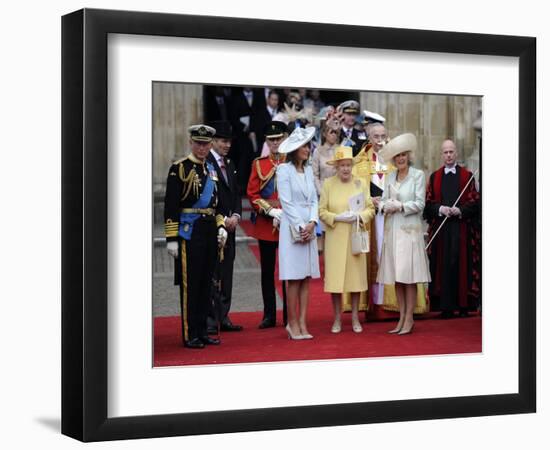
[246, 121, 288, 328]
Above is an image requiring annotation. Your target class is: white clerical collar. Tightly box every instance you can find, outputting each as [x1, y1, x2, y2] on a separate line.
[444, 164, 457, 174]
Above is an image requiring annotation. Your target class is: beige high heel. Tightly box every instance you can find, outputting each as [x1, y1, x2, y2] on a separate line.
[286, 325, 304, 340]
[352, 319, 363, 333]
[397, 322, 415, 335]
[331, 321, 342, 334]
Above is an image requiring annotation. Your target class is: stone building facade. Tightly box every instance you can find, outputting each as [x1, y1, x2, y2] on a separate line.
[153, 84, 481, 198]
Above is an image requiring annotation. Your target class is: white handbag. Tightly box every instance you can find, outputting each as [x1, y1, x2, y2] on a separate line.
[350, 215, 369, 255]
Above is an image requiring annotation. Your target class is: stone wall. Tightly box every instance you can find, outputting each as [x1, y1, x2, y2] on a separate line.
[360, 92, 481, 175]
[152, 85, 481, 197]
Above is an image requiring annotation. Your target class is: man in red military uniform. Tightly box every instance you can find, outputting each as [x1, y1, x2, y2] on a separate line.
[247, 121, 288, 328]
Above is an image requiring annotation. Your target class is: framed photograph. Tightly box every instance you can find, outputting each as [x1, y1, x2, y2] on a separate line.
[62, 8, 536, 442]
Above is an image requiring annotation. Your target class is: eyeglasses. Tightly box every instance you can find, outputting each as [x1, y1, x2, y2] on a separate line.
[371, 134, 387, 140]
[327, 130, 338, 135]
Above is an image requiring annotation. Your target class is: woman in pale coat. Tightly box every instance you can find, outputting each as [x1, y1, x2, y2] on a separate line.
[377, 133, 431, 335]
[277, 127, 320, 340]
[319, 146, 375, 333]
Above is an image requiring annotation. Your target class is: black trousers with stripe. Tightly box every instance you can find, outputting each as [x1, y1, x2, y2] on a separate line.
[177, 217, 218, 343]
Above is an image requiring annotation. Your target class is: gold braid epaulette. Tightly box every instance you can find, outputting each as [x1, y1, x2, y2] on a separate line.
[255, 159, 277, 191]
[178, 162, 199, 202]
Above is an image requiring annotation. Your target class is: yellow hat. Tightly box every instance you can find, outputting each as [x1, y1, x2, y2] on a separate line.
[326, 146, 354, 165]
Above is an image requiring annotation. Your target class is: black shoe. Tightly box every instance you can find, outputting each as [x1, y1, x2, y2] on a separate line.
[221, 321, 243, 332]
[184, 338, 205, 349]
[207, 327, 218, 335]
[439, 311, 455, 319]
[258, 318, 276, 329]
[200, 336, 221, 345]
[458, 310, 470, 318]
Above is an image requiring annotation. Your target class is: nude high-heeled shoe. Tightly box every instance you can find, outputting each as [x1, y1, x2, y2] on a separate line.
[397, 322, 415, 335]
[286, 325, 304, 340]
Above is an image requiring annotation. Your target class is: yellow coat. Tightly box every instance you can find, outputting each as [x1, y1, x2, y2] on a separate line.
[319, 176, 375, 293]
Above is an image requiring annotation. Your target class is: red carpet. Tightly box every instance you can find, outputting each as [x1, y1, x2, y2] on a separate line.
[154, 219, 481, 367]
[154, 313, 481, 367]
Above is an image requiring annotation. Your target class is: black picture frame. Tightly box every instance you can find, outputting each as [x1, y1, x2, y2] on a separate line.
[61, 8, 536, 442]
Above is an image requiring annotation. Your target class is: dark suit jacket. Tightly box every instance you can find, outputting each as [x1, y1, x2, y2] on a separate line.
[207, 151, 242, 219]
[230, 89, 264, 136]
[251, 106, 279, 150]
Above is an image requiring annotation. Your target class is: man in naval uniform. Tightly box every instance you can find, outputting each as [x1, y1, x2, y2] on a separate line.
[338, 100, 367, 156]
[424, 139, 481, 318]
[246, 121, 288, 328]
[164, 124, 228, 349]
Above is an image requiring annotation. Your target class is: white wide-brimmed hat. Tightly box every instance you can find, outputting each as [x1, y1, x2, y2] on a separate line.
[378, 133, 417, 164]
[277, 126, 316, 154]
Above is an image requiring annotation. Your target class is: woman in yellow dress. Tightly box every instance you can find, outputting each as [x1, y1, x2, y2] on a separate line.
[319, 146, 375, 333]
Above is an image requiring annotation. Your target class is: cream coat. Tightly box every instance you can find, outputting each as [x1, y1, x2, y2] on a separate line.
[319, 176, 375, 293]
[377, 167, 431, 284]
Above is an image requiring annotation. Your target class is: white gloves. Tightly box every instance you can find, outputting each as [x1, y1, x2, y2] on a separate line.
[268, 208, 282, 220]
[272, 217, 280, 229]
[217, 228, 228, 247]
[335, 211, 357, 223]
[383, 199, 403, 214]
[166, 241, 178, 258]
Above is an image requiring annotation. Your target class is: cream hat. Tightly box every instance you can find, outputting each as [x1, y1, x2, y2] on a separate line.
[277, 126, 316, 154]
[378, 133, 417, 164]
[326, 146, 354, 165]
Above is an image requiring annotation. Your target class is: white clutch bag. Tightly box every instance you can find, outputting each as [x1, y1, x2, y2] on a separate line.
[290, 224, 303, 243]
[350, 216, 369, 255]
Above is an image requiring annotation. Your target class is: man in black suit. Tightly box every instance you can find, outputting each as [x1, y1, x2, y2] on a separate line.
[230, 87, 264, 193]
[204, 86, 232, 123]
[206, 121, 244, 334]
[251, 89, 280, 151]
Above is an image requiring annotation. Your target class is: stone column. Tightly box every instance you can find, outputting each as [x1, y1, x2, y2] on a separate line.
[153, 82, 203, 196]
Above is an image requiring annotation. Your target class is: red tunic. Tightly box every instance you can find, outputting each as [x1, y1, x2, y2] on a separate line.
[246, 154, 285, 242]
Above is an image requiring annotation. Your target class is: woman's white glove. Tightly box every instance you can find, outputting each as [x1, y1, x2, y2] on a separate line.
[217, 228, 228, 247]
[268, 208, 282, 220]
[272, 217, 280, 229]
[166, 241, 178, 258]
[383, 199, 402, 214]
[335, 211, 357, 223]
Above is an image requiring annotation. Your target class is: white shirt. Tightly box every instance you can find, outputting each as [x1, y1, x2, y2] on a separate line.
[210, 149, 227, 182]
[444, 164, 457, 174]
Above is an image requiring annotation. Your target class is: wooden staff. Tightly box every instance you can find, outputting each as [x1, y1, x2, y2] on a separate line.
[425, 170, 478, 250]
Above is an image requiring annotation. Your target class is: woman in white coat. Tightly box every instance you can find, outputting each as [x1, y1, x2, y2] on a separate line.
[377, 133, 431, 335]
[277, 126, 320, 340]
